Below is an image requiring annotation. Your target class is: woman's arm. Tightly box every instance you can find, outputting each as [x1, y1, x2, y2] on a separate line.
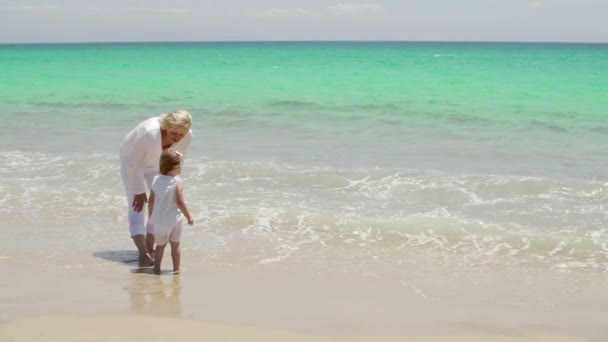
[122, 127, 153, 196]
[122, 125, 157, 212]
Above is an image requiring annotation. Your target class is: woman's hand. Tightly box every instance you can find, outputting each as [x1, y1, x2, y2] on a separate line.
[132, 193, 147, 213]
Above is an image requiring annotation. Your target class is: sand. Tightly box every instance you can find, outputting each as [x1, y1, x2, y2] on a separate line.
[0, 314, 586, 342]
[1, 251, 607, 342]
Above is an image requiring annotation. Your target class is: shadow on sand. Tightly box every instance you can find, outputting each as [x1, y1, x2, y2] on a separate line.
[93, 250, 140, 265]
[93, 250, 176, 274]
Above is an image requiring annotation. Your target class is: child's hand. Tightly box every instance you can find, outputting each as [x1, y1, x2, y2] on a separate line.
[187, 217, 194, 226]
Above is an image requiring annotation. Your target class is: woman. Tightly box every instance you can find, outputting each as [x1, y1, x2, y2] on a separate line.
[119, 110, 193, 266]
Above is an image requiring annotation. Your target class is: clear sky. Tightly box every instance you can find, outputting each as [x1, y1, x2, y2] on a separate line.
[1, 0, 606, 43]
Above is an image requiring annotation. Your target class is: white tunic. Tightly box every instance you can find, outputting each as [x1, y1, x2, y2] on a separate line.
[149, 175, 183, 232]
[119, 117, 192, 195]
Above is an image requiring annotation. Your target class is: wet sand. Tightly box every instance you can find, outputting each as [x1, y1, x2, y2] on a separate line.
[1, 253, 607, 341]
[1, 314, 586, 342]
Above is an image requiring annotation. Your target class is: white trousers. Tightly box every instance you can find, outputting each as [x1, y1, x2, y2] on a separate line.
[120, 165, 156, 237]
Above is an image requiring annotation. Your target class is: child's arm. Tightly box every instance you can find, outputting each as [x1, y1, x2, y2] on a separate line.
[175, 180, 194, 225]
[148, 191, 155, 218]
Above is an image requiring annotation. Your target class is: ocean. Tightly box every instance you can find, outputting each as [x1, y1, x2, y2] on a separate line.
[1, 42, 607, 337]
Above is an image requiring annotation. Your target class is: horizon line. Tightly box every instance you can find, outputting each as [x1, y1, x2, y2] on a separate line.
[1, 39, 607, 46]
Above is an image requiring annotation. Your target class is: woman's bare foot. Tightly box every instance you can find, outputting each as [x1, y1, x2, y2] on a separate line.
[153, 267, 161, 275]
[139, 253, 154, 267]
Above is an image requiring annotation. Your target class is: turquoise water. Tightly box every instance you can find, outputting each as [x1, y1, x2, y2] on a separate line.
[0, 42, 607, 272]
[1, 42, 607, 177]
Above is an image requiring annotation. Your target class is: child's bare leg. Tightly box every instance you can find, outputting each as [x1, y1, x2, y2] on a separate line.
[154, 243, 167, 274]
[146, 233, 155, 259]
[170, 240, 180, 273]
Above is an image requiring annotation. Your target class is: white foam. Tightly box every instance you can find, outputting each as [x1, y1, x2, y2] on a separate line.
[2, 153, 607, 271]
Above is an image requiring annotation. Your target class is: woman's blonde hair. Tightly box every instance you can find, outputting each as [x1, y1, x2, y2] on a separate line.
[159, 149, 182, 175]
[160, 109, 192, 134]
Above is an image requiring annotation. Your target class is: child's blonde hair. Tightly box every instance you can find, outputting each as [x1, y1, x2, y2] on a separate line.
[159, 149, 182, 175]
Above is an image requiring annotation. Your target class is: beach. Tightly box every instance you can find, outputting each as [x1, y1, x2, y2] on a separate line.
[2, 256, 606, 341]
[1, 42, 607, 341]
[0, 317, 589, 342]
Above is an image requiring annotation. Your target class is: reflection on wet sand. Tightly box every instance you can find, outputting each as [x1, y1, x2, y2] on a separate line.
[126, 271, 182, 317]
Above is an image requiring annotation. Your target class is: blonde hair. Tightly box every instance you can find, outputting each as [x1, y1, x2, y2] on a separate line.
[160, 110, 192, 134]
[159, 149, 182, 175]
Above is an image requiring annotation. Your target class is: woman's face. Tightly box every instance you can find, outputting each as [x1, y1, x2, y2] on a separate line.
[167, 130, 186, 145]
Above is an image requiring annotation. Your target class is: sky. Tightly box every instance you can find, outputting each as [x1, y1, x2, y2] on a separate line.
[0, 0, 607, 43]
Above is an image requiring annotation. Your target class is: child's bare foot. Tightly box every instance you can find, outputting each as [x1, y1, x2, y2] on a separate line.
[139, 253, 154, 267]
[173, 269, 180, 274]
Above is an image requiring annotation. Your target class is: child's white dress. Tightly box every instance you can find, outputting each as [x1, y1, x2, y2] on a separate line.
[148, 174, 184, 244]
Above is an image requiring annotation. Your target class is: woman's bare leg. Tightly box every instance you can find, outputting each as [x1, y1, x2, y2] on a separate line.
[133, 234, 153, 266]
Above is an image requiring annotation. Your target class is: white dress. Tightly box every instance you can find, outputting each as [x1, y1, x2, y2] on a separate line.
[148, 175, 184, 244]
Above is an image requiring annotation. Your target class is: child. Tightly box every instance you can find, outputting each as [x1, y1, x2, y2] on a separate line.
[148, 149, 194, 274]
